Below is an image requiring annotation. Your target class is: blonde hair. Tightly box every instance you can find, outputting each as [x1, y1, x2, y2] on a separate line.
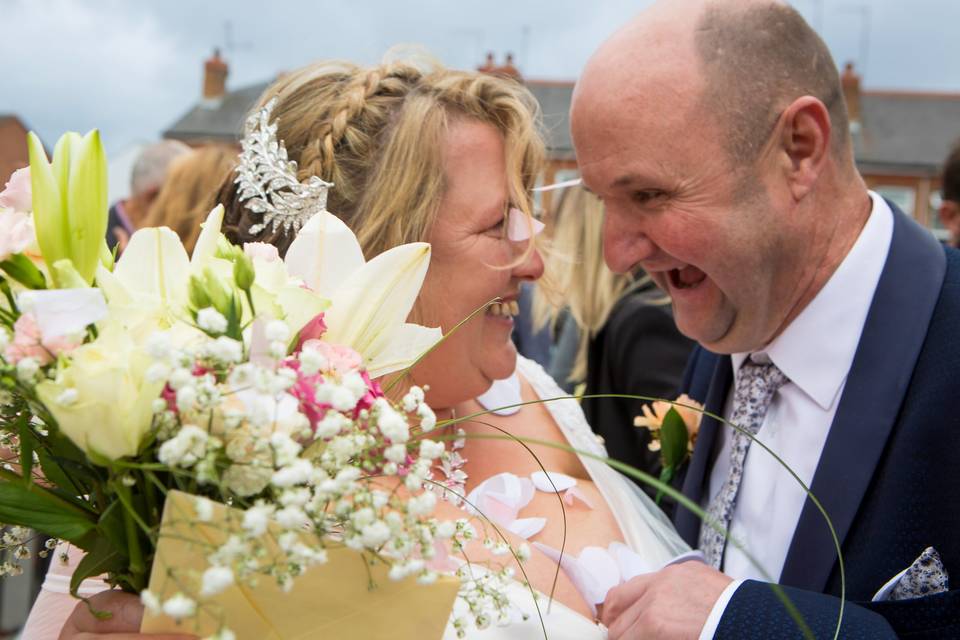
[220, 56, 545, 259]
[534, 186, 663, 383]
[143, 145, 237, 253]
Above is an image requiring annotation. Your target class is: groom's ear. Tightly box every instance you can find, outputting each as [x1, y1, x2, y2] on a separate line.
[773, 96, 832, 201]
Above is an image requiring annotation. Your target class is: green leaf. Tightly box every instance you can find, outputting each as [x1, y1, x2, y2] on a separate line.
[0, 482, 96, 543]
[36, 448, 88, 500]
[97, 500, 129, 552]
[0, 255, 47, 289]
[18, 415, 34, 483]
[655, 465, 676, 505]
[70, 535, 126, 598]
[659, 406, 690, 469]
[0, 278, 18, 313]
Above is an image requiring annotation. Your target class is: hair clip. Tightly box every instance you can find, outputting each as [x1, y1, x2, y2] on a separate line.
[235, 97, 335, 235]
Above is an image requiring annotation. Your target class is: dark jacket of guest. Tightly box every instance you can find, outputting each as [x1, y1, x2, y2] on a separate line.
[582, 281, 694, 505]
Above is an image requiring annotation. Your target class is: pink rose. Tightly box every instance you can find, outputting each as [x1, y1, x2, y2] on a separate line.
[282, 359, 329, 431]
[243, 242, 280, 262]
[5, 313, 81, 366]
[301, 339, 362, 374]
[294, 312, 327, 351]
[0, 168, 32, 213]
[0, 210, 35, 261]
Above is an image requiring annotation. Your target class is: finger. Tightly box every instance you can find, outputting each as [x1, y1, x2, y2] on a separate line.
[607, 597, 646, 640]
[600, 574, 651, 627]
[62, 591, 143, 634]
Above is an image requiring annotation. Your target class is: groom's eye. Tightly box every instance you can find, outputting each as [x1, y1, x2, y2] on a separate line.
[631, 189, 666, 206]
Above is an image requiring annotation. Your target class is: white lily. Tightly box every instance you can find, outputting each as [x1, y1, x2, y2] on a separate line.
[283, 212, 441, 378]
[95, 206, 225, 337]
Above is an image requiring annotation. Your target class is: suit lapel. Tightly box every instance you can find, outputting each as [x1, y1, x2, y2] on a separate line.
[676, 351, 732, 546]
[778, 208, 947, 591]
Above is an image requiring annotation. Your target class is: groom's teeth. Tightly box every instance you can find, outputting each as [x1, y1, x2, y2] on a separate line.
[509, 300, 520, 316]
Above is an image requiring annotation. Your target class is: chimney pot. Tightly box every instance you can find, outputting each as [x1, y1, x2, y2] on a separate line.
[841, 61, 861, 127]
[478, 52, 496, 73]
[203, 49, 229, 101]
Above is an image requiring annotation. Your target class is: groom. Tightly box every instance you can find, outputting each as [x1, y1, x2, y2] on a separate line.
[571, 1, 960, 638]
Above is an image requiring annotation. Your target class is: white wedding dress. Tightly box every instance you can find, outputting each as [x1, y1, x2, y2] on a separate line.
[444, 357, 691, 640]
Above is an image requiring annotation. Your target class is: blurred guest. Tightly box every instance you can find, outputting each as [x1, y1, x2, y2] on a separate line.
[938, 140, 960, 248]
[511, 281, 553, 368]
[141, 145, 237, 254]
[536, 186, 694, 493]
[107, 140, 190, 252]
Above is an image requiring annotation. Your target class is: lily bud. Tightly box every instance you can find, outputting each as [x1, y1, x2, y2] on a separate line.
[233, 251, 256, 292]
[27, 130, 108, 287]
[188, 274, 212, 311]
[202, 267, 232, 317]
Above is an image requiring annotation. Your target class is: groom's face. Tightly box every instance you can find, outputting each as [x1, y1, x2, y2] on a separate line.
[572, 70, 797, 354]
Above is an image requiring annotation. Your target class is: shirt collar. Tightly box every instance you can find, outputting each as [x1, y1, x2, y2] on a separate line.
[732, 192, 894, 410]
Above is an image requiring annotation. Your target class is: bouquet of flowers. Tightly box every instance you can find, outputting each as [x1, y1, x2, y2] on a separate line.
[0, 130, 518, 639]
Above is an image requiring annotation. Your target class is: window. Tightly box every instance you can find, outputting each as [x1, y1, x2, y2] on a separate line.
[873, 185, 916, 217]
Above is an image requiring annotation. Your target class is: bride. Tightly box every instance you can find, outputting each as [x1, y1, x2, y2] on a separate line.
[38, 56, 691, 639]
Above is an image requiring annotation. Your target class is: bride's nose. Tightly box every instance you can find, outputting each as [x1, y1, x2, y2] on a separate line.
[512, 242, 544, 282]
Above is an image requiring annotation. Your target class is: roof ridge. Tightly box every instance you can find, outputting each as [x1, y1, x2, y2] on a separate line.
[864, 89, 960, 100]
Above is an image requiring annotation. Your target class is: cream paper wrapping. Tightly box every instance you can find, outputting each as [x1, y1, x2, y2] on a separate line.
[141, 490, 460, 639]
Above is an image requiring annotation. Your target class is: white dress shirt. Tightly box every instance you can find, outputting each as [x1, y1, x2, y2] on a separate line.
[698, 192, 894, 639]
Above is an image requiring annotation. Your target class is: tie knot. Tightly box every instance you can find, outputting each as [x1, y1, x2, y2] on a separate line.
[739, 358, 788, 392]
[730, 358, 789, 428]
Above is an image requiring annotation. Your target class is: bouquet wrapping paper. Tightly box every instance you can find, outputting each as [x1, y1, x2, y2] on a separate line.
[142, 491, 461, 639]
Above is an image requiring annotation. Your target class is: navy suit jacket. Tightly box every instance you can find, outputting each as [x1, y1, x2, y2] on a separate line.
[675, 205, 960, 638]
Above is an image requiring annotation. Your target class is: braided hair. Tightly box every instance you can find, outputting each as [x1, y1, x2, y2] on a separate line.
[220, 56, 545, 259]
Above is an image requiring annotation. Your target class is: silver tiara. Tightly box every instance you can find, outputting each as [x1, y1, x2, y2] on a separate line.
[235, 97, 334, 235]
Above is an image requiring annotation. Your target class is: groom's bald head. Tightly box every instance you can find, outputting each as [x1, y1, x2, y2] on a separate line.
[573, 0, 851, 166]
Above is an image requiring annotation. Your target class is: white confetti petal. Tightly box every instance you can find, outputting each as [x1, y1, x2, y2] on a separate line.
[507, 517, 547, 540]
[531, 470, 578, 493]
[506, 207, 545, 242]
[562, 486, 595, 509]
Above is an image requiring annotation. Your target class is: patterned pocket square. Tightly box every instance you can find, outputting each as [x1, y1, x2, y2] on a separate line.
[873, 547, 950, 602]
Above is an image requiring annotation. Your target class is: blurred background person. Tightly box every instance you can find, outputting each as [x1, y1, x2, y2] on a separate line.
[535, 185, 693, 500]
[106, 140, 190, 252]
[938, 139, 960, 249]
[141, 145, 238, 253]
[511, 283, 554, 370]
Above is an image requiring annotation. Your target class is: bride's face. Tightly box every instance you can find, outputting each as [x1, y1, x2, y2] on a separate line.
[411, 119, 543, 408]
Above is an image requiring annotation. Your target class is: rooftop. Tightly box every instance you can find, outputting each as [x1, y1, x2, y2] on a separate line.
[163, 63, 960, 176]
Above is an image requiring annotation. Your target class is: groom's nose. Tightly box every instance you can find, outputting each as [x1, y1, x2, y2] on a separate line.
[603, 211, 658, 274]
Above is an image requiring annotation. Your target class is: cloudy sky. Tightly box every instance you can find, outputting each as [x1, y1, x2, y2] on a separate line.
[6, 0, 960, 155]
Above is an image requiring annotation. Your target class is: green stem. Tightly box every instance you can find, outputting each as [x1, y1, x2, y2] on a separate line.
[113, 480, 147, 588]
[244, 288, 257, 319]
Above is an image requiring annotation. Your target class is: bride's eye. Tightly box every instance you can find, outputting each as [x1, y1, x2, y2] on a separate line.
[486, 207, 510, 238]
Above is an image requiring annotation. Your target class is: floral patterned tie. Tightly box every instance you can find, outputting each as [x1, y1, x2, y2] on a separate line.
[699, 355, 788, 569]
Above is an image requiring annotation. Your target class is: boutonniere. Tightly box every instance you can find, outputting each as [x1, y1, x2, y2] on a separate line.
[634, 394, 704, 503]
